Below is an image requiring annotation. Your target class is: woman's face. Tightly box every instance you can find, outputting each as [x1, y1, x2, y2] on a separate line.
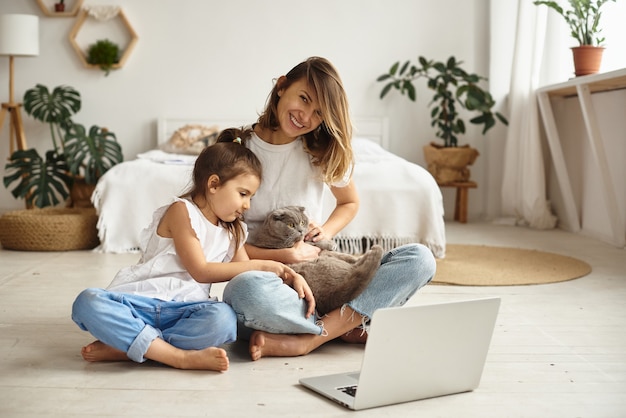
[276, 78, 323, 139]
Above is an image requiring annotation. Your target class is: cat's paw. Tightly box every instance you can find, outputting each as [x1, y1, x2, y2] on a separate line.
[309, 239, 336, 251]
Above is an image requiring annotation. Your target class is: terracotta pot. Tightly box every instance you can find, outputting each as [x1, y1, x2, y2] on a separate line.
[571, 46, 604, 77]
[54, 3, 65, 12]
[422, 143, 479, 184]
[70, 177, 96, 208]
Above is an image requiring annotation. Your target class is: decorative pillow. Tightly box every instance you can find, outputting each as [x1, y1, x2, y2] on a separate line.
[160, 124, 219, 155]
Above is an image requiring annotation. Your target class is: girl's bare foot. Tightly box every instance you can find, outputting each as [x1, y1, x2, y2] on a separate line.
[82, 340, 229, 371]
[178, 347, 229, 371]
[249, 331, 312, 361]
[81, 341, 129, 362]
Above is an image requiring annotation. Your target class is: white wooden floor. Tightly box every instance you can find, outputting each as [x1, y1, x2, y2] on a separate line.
[0, 221, 625, 417]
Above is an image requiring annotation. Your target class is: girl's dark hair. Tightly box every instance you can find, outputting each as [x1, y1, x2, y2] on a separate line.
[257, 56, 353, 184]
[183, 127, 261, 248]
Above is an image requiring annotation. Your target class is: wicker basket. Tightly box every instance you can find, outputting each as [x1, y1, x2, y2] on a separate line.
[0, 207, 99, 251]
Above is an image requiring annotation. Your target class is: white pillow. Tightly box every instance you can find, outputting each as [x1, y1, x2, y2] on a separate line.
[160, 124, 219, 155]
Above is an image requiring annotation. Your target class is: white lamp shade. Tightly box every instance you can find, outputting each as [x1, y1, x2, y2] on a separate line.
[0, 14, 39, 57]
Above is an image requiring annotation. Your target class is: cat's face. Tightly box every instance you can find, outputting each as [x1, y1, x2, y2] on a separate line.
[270, 206, 308, 241]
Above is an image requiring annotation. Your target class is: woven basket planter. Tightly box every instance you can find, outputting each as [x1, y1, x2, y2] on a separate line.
[423, 143, 480, 184]
[0, 207, 99, 251]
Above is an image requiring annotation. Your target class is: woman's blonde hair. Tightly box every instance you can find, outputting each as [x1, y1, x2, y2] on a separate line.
[257, 57, 354, 184]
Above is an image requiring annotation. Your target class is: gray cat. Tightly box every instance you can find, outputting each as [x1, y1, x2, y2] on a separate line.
[248, 206, 383, 315]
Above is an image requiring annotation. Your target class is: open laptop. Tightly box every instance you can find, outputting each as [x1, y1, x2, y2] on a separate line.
[299, 297, 500, 410]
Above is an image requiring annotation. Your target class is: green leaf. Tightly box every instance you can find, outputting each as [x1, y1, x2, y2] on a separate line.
[3, 149, 72, 208]
[389, 61, 400, 76]
[399, 60, 410, 76]
[379, 83, 393, 99]
[23, 84, 81, 124]
[496, 112, 509, 125]
[63, 124, 123, 184]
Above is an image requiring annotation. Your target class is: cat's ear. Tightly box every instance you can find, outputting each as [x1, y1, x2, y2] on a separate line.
[298, 206, 305, 213]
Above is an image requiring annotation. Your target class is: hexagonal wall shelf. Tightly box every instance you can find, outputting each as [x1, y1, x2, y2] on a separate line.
[37, 0, 84, 17]
[69, 8, 138, 71]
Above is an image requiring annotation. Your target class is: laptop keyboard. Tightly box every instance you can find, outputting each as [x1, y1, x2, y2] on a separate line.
[338, 385, 358, 397]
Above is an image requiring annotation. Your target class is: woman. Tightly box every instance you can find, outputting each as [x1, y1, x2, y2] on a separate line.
[223, 57, 436, 360]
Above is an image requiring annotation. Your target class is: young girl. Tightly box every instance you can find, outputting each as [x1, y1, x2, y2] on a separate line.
[71, 128, 314, 371]
[222, 57, 437, 360]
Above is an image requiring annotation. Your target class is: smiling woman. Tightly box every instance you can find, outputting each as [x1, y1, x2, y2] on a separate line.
[221, 56, 437, 361]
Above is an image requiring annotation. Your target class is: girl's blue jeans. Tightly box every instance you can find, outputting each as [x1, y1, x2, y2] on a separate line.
[223, 243, 436, 338]
[71, 289, 237, 363]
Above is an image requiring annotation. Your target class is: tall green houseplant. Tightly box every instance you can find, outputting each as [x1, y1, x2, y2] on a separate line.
[377, 56, 507, 184]
[3, 84, 123, 208]
[377, 56, 507, 147]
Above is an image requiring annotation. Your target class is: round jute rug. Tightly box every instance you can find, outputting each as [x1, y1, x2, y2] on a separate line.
[432, 244, 592, 286]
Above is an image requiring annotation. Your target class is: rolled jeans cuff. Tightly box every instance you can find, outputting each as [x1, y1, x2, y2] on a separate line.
[127, 325, 162, 363]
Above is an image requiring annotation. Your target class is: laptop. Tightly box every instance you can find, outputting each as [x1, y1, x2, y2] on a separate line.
[299, 297, 500, 410]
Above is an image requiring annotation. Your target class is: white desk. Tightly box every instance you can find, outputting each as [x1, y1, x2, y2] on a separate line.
[537, 68, 626, 247]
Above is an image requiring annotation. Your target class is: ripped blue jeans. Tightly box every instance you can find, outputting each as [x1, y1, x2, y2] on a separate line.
[223, 243, 436, 339]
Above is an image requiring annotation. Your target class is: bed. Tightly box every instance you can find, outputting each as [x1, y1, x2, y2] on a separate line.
[92, 117, 446, 258]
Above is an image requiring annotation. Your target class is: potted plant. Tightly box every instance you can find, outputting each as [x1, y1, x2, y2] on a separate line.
[54, 0, 65, 12]
[87, 39, 120, 76]
[377, 56, 507, 184]
[533, 0, 616, 76]
[3, 84, 123, 208]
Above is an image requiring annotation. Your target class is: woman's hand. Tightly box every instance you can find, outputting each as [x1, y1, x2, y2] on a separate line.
[304, 221, 330, 243]
[281, 266, 316, 318]
[287, 240, 321, 263]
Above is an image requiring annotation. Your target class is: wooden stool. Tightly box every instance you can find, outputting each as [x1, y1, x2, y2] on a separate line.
[438, 181, 477, 223]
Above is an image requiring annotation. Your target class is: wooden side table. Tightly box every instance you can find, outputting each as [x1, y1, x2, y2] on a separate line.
[438, 181, 477, 223]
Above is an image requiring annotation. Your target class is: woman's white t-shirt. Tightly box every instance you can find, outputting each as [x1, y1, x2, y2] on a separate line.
[107, 197, 243, 302]
[244, 132, 349, 237]
[245, 133, 321, 235]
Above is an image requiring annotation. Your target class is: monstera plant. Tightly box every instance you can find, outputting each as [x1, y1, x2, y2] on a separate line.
[3, 84, 123, 208]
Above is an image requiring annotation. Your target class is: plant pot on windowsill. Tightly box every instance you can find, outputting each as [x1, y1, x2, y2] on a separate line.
[423, 143, 479, 184]
[534, 0, 615, 77]
[572, 46, 604, 76]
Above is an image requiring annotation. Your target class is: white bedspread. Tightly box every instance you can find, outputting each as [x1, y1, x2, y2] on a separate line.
[92, 139, 446, 257]
[323, 138, 445, 258]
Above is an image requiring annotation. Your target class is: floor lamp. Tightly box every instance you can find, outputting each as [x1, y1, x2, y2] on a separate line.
[0, 14, 39, 155]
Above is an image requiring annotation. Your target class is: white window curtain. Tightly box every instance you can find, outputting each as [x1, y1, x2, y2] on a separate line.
[489, 0, 577, 229]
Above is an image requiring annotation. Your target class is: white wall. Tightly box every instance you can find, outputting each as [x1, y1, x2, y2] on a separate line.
[3, 0, 623, 227]
[0, 0, 493, 215]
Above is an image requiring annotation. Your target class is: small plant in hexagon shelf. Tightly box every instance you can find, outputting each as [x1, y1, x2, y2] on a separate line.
[87, 39, 120, 76]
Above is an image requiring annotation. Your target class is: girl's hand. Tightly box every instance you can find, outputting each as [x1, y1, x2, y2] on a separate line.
[282, 266, 316, 318]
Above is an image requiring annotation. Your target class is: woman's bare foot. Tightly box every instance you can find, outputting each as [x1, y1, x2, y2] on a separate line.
[249, 331, 313, 361]
[340, 328, 368, 344]
[81, 341, 129, 362]
[178, 347, 229, 371]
